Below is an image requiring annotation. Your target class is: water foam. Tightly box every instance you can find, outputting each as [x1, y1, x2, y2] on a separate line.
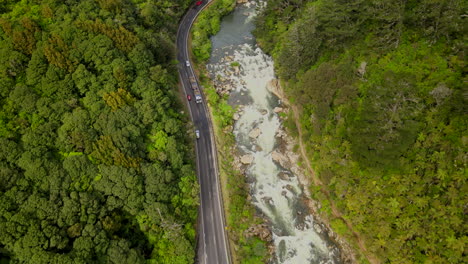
[207, 3, 341, 263]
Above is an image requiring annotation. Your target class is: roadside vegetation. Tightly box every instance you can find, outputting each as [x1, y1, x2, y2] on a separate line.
[191, 1, 270, 263]
[191, 0, 236, 63]
[255, 0, 466, 263]
[0, 0, 199, 263]
[201, 75, 269, 264]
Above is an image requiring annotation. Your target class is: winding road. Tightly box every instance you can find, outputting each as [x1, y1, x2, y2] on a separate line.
[176, 1, 231, 264]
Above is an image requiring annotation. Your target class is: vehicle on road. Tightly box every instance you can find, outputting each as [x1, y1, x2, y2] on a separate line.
[177, 2, 231, 262]
[189, 76, 198, 90]
[189, 76, 202, 103]
[194, 89, 202, 104]
[187, 95, 191, 101]
[185, 60, 190, 67]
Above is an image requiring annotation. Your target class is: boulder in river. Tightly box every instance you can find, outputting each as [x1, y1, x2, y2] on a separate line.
[266, 79, 290, 105]
[245, 223, 272, 242]
[233, 66, 240, 75]
[273, 107, 283, 113]
[277, 171, 291, 181]
[249, 127, 261, 139]
[241, 154, 254, 164]
[271, 150, 291, 168]
[225, 55, 234, 62]
[253, 144, 263, 152]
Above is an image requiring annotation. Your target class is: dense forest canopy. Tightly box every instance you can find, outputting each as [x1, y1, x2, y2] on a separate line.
[0, 0, 199, 263]
[255, 0, 466, 263]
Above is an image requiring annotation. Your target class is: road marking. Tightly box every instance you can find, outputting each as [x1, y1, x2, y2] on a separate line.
[177, 0, 231, 263]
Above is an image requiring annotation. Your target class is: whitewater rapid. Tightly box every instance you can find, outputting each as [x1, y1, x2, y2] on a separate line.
[207, 2, 341, 263]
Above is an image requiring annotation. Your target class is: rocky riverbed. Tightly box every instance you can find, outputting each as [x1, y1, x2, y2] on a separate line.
[207, 1, 356, 263]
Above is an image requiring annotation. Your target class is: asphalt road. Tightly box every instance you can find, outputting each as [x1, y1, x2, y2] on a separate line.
[176, 1, 231, 264]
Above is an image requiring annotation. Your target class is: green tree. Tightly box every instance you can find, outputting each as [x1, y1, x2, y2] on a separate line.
[0, 0, 199, 262]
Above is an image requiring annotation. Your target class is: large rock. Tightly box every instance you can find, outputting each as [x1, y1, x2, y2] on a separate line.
[233, 66, 240, 75]
[233, 156, 242, 170]
[262, 196, 273, 204]
[275, 129, 286, 139]
[245, 224, 272, 242]
[277, 171, 291, 180]
[273, 107, 283, 113]
[271, 151, 280, 162]
[266, 79, 280, 96]
[224, 84, 232, 92]
[271, 150, 291, 168]
[266, 79, 289, 105]
[233, 113, 240, 121]
[249, 127, 261, 139]
[241, 154, 254, 164]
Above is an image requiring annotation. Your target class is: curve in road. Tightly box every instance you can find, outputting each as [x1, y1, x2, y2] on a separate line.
[176, 1, 231, 264]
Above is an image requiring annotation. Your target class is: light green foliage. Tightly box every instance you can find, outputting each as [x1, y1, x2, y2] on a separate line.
[191, 0, 236, 62]
[239, 237, 268, 264]
[256, 0, 467, 263]
[0, 0, 198, 263]
[203, 83, 234, 128]
[330, 218, 350, 237]
[150, 130, 169, 151]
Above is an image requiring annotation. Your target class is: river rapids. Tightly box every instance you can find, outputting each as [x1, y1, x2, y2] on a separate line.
[206, 1, 342, 263]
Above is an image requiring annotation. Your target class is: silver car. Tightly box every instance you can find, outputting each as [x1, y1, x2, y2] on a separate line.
[195, 130, 200, 139]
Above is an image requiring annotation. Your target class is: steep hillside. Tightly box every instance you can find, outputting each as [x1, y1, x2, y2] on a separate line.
[0, 0, 198, 263]
[255, 0, 467, 262]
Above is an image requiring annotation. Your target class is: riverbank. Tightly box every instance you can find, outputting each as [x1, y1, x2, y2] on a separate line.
[203, 1, 347, 262]
[216, 57, 358, 263]
[266, 79, 371, 264]
[253, 0, 467, 262]
[190, 0, 272, 263]
[191, 0, 364, 263]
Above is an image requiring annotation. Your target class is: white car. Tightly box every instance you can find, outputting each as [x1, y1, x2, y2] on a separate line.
[185, 60, 190, 67]
[195, 130, 200, 139]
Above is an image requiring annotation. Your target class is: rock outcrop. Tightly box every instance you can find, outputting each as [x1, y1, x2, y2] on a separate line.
[245, 223, 272, 242]
[273, 107, 283, 113]
[240, 154, 254, 164]
[248, 127, 261, 139]
[266, 79, 289, 105]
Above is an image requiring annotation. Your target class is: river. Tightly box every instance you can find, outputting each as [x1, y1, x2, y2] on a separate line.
[206, 1, 342, 263]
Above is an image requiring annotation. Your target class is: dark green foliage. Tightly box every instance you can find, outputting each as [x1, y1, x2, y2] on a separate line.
[256, 0, 467, 263]
[0, 0, 199, 263]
